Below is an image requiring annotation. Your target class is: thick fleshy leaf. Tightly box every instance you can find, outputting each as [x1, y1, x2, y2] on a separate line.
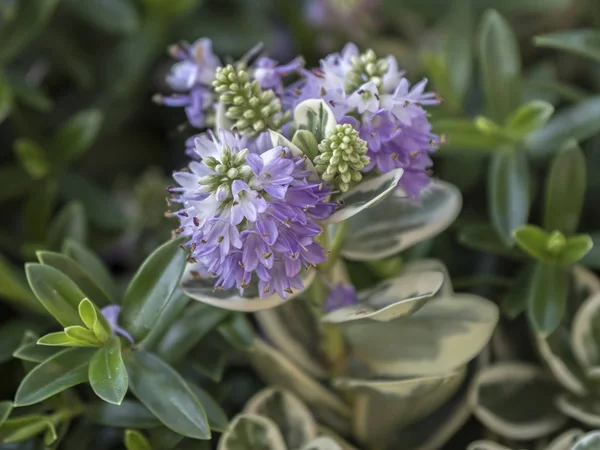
[302, 437, 343, 450]
[217, 414, 286, 450]
[86, 400, 161, 429]
[479, 9, 521, 122]
[36, 251, 111, 307]
[527, 263, 569, 337]
[344, 293, 498, 376]
[341, 181, 461, 260]
[535, 29, 600, 62]
[89, 337, 128, 405]
[325, 169, 404, 225]
[14, 348, 94, 406]
[470, 362, 567, 440]
[38, 330, 97, 347]
[25, 263, 85, 327]
[571, 293, 600, 371]
[294, 99, 337, 143]
[505, 100, 554, 139]
[248, 340, 350, 433]
[488, 151, 530, 246]
[63, 239, 118, 302]
[556, 393, 600, 427]
[244, 388, 317, 449]
[573, 431, 600, 450]
[181, 263, 314, 312]
[121, 238, 186, 342]
[124, 350, 210, 440]
[322, 270, 444, 323]
[546, 429, 586, 450]
[255, 296, 327, 378]
[513, 225, 553, 262]
[526, 96, 600, 160]
[544, 139, 586, 235]
[561, 235, 594, 265]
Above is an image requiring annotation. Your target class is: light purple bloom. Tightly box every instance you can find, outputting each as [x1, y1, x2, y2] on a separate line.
[324, 283, 359, 312]
[170, 129, 335, 299]
[254, 56, 304, 96]
[290, 43, 441, 198]
[101, 305, 134, 343]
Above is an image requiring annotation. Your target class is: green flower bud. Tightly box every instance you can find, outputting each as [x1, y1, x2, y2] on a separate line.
[345, 48, 390, 93]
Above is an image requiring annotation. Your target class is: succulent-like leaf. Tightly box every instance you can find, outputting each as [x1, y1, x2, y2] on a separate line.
[322, 270, 444, 323]
[401, 258, 454, 297]
[181, 263, 314, 312]
[470, 362, 567, 440]
[325, 169, 404, 225]
[504, 100, 554, 138]
[89, 337, 128, 405]
[343, 294, 498, 376]
[218, 414, 287, 450]
[244, 388, 317, 449]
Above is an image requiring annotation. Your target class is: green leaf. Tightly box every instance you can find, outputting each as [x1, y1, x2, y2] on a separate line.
[0, 402, 12, 427]
[560, 235, 594, 265]
[479, 9, 521, 122]
[0, 415, 57, 444]
[0, 71, 13, 124]
[430, 118, 504, 151]
[38, 331, 96, 347]
[218, 313, 255, 350]
[87, 400, 161, 429]
[186, 383, 229, 432]
[292, 130, 319, 160]
[543, 139, 586, 235]
[527, 263, 569, 336]
[581, 232, 600, 269]
[63, 0, 140, 35]
[64, 239, 118, 302]
[0, 0, 59, 63]
[139, 290, 189, 352]
[13, 138, 49, 180]
[293, 100, 337, 143]
[505, 100, 554, 138]
[46, 202, 87, 251]
[14, 347, 94, 406]
[65, 325, 102, 346]
[458, 223, 523, 259]
[124, 351, 210, 440]
[13, 342, 61, 363]
[488, 151, 530, 246]
[8, 78, 53, 112]
[125, 429, 152, 450]
[36, 251, 111, 307]
[121, 238, 186, 342]
[527, 96, 600, 159]
[89, 337, 128, 405]
[502, 264, 534, 319]
[156, 302, 229, 364]
[0, 165, 32, 202]
[513, 225, 552, 261]
[535, 29, 600, 62]
[0, 321, 30, 363]
[0, 254, 42, 314]
[78, 298, 98, 330]
[574, 431, 600, 450]
[23, 178, 58, 246]
[25, 263, 85, 327]
[51, 109, 104, 165]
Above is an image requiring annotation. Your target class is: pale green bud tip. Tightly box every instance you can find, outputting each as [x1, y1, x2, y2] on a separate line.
[547, 231, 566, 255]
[346, 49, 389, 93]
[314, 124, 370, 192]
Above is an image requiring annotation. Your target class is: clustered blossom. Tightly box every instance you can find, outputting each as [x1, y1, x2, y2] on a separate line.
[169, 130, 335, 299]
[288, 43, 441, 197]
[157, 38, 304, 131]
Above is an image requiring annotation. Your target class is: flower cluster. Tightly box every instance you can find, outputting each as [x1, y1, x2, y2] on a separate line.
[156, 38, 304, 131]
[288, 43, 441, 197]
[169, 130, 335, 299]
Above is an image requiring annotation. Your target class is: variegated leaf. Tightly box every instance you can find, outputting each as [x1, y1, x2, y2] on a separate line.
[322, 270, 444, 323]
[218, 414, 287, 450]
[401, 258, 454, 297]
[301, 437, 343, 450]
[572, 293, 600, 371]
[556, 393, 600, 427]
[466, 442, 515, 450]
[546, 429, 585, 450]
[470, 362, 567, 440]
[341, 181, 462, 261]
[573, 431, 600, 450]
[316, 426, 358, 450]
[293, 100, 337, 143]
[244, 388, 317, 450]
[343, 294, 498, 376]
[325, 169, 404, 224]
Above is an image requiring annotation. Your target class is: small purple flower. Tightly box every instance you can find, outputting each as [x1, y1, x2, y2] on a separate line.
[324, 283, 359, 312]
[101, 305, 134, 343]
[170, 129, 335, 299]
[254, 56, 304, 96]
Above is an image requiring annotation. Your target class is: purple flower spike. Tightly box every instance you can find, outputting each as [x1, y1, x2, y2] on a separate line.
[101, 305, 134, 344]
[324, 284, 359, 313]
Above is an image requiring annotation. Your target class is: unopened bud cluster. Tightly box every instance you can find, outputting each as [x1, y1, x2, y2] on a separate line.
[213, 65, 290, 137]
[314, 124, 369, 192]
[200, 146, 252, 201]
[345, 49, 389, 93]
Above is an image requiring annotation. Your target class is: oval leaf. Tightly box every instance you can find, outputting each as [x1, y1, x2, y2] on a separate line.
[217, 414, 286, 450]
[527, 262, 569, 337]
[124, 429, 152, 450]
[556, 393, 600, 427]
[89, 337, 128, 405]
[86, 400, 161, 429]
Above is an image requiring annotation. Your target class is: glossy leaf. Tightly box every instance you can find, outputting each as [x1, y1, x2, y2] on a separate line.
[121, 238, 186, 342]
[488, 151, 530, 246]
[14, 348, 94, 406]
[86, 400, 161, 429]
[89, 337, 128, 405]
[479, 9, 521, 122]
[0, 402, 12, 428]
[38, 331, 97, 347]
[535, 29, 600, 62]
[0, 415, 57, 444]
[543, 139, 586, 234]
[527, 263, 569, 336]
[561, 235, 594, 265]
[513, 225, 552, 261]
[25, 263, 85, 327]
[13, 342, 61, 363]
[139, 289, 189, 352]
[187, 383, 229, 432]
[124, 350, 210, 440]
[125, 429, 152, 450]
[443, 0, 474, 107]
